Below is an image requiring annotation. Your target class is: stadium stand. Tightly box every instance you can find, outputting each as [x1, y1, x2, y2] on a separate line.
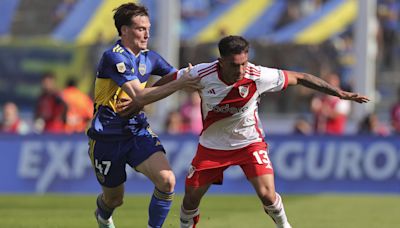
[52, 0, 134, 45]
[11, 0, 64, 36]
[0, 0, 20, 36]
[243, 0, 287, 39]
[268, 0, 357, 44]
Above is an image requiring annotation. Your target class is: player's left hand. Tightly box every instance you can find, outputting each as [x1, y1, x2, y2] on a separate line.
[180, 63, 203, 92]
[339, 91, 370, 103]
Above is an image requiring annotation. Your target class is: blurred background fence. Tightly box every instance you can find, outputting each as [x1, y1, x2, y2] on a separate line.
[1, 134, 399, 194]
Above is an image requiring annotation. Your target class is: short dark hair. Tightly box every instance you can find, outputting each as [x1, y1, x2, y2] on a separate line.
[218, 35, 249, 57]
[113, 3, 149, 36]
[66, 77, 77, 87]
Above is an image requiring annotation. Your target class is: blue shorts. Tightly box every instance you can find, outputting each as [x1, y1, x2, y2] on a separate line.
[88, 131, 165, 187]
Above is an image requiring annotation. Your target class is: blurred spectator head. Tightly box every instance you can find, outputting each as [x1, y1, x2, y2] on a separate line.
[323, 72, 341, 88]
[293, 116, 312, 135]
[0, 102, 29, 134]
[66, 77, 77, 88]
[41, 72, 57, 94]
[165, 110, 186, 134]
[358, 113, 378, 134]
[2, 102, 19, 126]
[358, 112, 389, 136]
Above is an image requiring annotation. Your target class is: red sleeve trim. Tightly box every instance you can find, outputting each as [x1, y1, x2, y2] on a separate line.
[282, 70, 289, 90]
[172, 71, 178, 80]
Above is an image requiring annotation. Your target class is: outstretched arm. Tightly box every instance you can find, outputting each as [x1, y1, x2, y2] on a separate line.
[152, 72, 177, 87]
[286, 71, 370, 103]
[152, 63, 196, 87]
[117, 66, 201, 116]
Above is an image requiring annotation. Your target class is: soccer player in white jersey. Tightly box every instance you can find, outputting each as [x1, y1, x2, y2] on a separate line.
[173, 35, 370, 228]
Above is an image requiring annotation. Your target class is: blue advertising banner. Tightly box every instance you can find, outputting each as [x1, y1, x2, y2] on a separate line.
[0, 134, 399, 194]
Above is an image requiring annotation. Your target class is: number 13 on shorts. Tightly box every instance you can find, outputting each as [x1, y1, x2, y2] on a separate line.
[252, 150, 272, 169]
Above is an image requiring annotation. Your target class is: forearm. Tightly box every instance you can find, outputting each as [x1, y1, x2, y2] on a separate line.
[297, 73, 341, 97]
[152, 72, 177, 87]
[122, 80, 181, 107]
[138, 84, 180, 105]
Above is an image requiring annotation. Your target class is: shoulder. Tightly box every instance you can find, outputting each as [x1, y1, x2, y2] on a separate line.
[244, 62, 262, 80]
[143, 49, 158, 57]
[248, 63, 283, 79]
[143, 50, 172, 65]
[194, 61, 218, 78]
[177, 61, 217, 79]
[247, 62, 281, 75]
[102, 44, 130, 64]
[141, 50, 166, 62]
[246, 62, 261, 75]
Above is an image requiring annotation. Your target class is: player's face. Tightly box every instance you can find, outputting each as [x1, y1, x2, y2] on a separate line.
[123, 15, 151, 54]
[219, 51, 248, 83]
[41, 77, 55, 93]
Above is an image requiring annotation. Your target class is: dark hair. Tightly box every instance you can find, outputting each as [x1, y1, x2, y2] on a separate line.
[113, 3, 149, 36]
[66, 77, 77, 87]
[218, 35, 249, 57]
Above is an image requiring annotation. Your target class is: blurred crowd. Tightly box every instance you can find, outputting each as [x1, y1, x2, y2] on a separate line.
[1, 72, 93, 135]
[292, 74, 399, 137]
[1, 0, 400, 136]
[4, 69, 398, 136]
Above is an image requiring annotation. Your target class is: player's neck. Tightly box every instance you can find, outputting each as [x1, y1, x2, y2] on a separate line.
[121, 40, 140, 56]
[221, 75, 235, 85]
[220, 71, 242, 85]
[218, 63, 243, 85]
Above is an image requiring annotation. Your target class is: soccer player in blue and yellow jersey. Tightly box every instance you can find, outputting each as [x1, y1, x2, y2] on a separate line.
[87, 3, 201, 228]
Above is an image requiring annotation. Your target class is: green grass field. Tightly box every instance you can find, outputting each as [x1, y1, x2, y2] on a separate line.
[1, 194, 399, 227]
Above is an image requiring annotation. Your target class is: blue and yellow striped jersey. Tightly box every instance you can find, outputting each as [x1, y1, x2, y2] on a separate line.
[87, 40, 176, 140]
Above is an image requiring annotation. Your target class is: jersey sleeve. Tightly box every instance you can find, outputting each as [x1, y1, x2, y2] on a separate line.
[102, 51, 138, 87]
[176, 63, 207, 79]
[256, 66, 288, 94]
[148, 51, 177, 76]
[176, 65, 198, 79]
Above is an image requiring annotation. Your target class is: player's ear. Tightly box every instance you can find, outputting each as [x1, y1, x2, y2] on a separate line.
[121, 25, 129, 36]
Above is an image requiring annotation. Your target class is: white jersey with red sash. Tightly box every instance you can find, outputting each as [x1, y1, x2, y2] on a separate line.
[177, 61, 288, 150]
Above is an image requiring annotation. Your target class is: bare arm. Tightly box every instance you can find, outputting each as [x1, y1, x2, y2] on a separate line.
[286, 71, 370, 103]
[152, 72, 177, 87]
[117, 67, 201, 116]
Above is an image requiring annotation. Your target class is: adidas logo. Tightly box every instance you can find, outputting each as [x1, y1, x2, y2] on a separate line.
[207, 89, 216, 94]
